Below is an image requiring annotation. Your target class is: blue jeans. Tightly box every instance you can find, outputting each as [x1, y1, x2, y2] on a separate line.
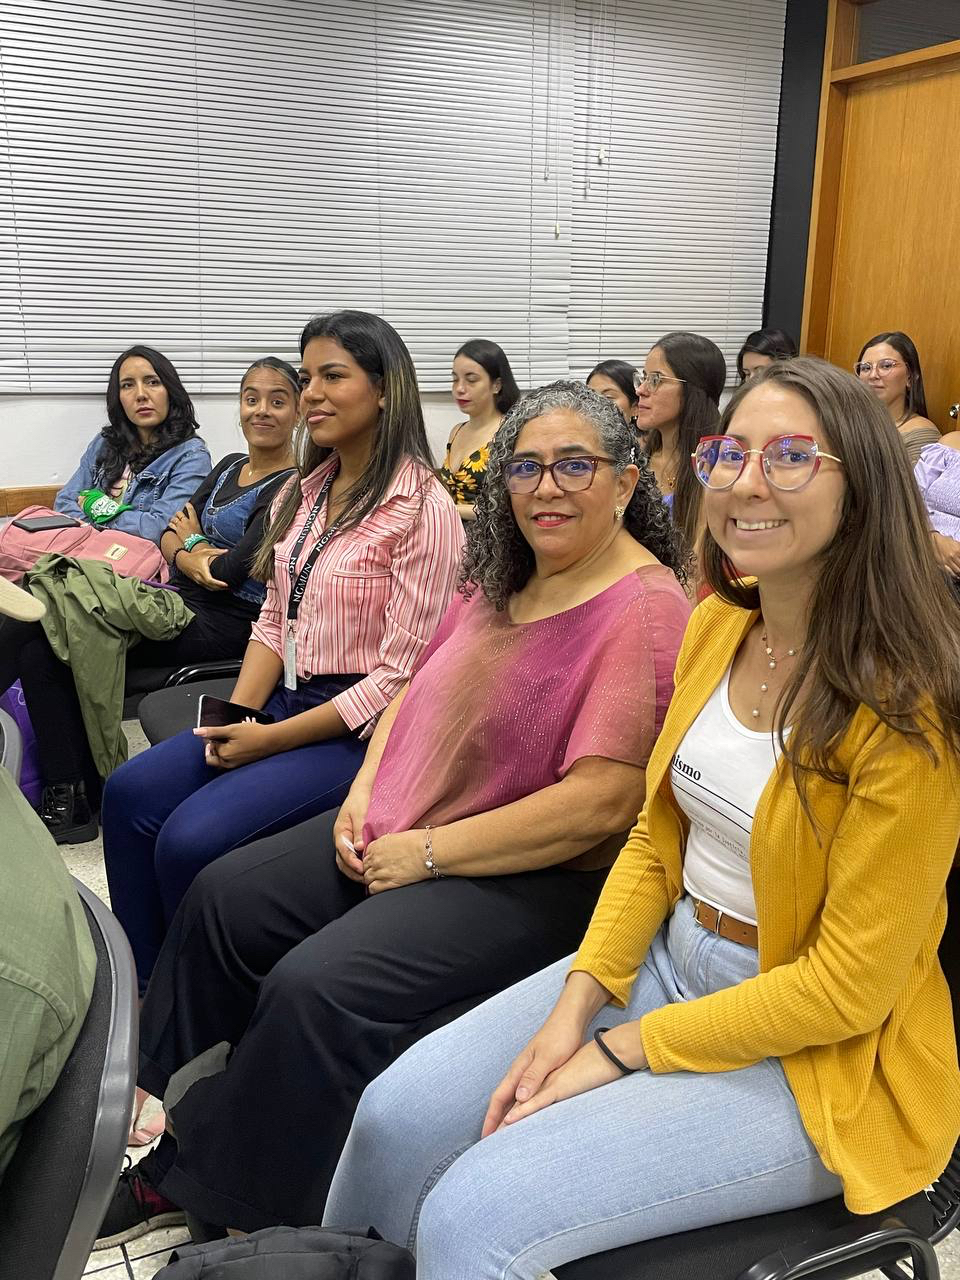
[103, 676, 366, 991]
[324, 897, 841, 1279]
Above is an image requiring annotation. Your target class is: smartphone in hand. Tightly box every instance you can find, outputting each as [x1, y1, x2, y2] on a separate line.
[196, 694, 275, 730]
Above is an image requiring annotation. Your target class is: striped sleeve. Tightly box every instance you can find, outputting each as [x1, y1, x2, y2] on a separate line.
[332, 492, 465, 731]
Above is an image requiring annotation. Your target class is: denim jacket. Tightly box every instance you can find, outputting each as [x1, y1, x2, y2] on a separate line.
[55, 434, 212, 546]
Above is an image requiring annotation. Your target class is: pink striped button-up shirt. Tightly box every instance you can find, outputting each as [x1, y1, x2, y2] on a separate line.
[251, 454, 465, 732]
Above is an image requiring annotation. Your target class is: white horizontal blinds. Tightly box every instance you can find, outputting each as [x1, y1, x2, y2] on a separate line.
[1, 0, 786, 395]
[191, 1, 384, 389]
[1, 2, 205, 391]
[569, 0, 786, 382]
[335, 0, 571, 389]
[0, 0, 570, 393]
[0, 66, 29, 389]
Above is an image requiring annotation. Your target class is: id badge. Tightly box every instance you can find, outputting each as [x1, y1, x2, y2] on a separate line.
[284, 623, 297, 691]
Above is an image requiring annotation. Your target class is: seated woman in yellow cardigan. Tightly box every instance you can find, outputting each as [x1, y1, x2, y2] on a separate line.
[323, 355, 960, 1279]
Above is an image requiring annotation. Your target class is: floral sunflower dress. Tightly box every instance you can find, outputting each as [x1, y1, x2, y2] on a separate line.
[437, 423, 491, 508]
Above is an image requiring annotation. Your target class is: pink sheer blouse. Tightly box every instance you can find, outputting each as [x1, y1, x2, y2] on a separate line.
[363, 565, 691, 863]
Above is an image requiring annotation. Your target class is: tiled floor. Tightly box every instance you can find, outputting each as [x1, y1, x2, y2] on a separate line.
[81, 1224, 192, 1280]
[59, 722, 960, 1278]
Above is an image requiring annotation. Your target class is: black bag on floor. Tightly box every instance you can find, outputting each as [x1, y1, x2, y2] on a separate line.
[155, 1225, 416, 1278]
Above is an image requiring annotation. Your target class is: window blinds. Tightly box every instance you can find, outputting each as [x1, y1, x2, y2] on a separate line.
[0, 0, 569, 392]
[0, 0, 785, 395]
[570, 0, 787, 383]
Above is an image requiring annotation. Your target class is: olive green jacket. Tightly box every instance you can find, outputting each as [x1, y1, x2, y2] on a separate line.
[26, 554, 194, 776]
[0, 767, 96, 1185]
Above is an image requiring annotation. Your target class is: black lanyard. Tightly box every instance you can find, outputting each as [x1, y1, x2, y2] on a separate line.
[286, 464, 342, 622]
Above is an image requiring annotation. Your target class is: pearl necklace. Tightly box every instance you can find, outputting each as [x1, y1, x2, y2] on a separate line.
[752, 629, 797, 720]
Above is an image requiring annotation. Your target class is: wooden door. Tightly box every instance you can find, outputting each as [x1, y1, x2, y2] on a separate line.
[824, 63, 960, 427]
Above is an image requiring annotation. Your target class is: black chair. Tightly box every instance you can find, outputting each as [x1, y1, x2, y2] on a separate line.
[137, 673, 240, 745]
[556, 868, 960, 1280]
[0, 880, 138, 1280]
[123, 658, 242, 721]
[0, 705, 23, 782]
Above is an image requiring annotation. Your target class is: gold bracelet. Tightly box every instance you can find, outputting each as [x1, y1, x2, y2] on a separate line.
[424, 824, 444, 878]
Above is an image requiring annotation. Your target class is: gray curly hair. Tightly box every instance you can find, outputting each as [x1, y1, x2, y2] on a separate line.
[461, 380, 687, 609]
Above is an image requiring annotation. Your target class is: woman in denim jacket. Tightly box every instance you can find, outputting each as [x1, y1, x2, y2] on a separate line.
[0, 358, 298, 849]
[54, 345, 211, 544]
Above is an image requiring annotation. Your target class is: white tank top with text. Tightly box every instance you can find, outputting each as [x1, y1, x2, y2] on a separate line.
[673, 664, 782, 926]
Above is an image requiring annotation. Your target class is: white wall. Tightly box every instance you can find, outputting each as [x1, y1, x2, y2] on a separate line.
[0, 393, 463, 489]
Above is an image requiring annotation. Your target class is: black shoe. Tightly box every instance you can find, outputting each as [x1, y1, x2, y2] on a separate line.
[39, 781, 99, 845]
[184, 1211, 229, 1244]
[94, 1154, 186, 1250]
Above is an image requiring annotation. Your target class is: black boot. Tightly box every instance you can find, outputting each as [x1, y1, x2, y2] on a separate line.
[39, 780, 99, 845]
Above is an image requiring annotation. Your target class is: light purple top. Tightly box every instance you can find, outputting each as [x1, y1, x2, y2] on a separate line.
[915, 442, 960, 540]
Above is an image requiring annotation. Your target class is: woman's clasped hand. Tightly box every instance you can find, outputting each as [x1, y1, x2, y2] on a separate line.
[482, 980, 648, 1134]
[358, 830, 434, 894]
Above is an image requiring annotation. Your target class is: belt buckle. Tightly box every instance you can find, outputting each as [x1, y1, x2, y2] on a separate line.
[714, 907, 725, 936]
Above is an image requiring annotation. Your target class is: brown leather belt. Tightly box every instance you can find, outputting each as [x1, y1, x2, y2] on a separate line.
[692, 899, 758, 949]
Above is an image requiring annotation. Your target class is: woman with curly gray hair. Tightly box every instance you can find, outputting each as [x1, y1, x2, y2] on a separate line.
[464, 379, 687, 606]
[97, 381, 690, 1241]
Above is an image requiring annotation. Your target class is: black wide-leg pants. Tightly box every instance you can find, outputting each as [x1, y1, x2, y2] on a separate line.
[139, 807, 607, 1232]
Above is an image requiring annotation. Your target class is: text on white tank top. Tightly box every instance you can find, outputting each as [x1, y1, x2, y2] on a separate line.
[673, 664, 783, 926]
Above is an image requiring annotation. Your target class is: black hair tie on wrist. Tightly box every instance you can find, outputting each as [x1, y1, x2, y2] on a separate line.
[594, 1026, 637, 1076]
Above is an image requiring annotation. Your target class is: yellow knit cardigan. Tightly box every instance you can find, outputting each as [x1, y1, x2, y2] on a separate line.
[572, 592, 960, 1213]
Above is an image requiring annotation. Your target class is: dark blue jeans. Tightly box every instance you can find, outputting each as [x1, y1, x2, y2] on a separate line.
[103, 676, 366, 991]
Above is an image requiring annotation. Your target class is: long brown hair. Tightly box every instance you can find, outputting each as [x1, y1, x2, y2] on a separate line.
[644, 330, 726, 555]
[252, 310, 432, 582]
[857, 329, 929, 421]
[702, 356, 960, 803]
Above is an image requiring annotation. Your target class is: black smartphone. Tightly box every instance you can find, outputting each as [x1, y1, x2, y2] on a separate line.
[12, 514, 82, 532]
[196, 694, 275, 729]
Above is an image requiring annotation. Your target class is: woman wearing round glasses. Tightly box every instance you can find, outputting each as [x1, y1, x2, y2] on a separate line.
[326, 357, 960, 1278]
[633, 331, 727, 564]
[855, 330, 939, 465]
[95, 382, 690, 1243]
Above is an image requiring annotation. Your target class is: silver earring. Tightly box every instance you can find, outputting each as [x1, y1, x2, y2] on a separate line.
[614, 504, 626, 520]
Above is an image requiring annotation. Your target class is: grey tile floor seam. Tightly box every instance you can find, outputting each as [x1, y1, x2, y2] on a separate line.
[81, 1221, 190, 1277]
[81, 1250, 130, 1276]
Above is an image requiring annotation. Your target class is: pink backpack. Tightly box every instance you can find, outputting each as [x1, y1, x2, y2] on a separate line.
[0, 506, 168, 584]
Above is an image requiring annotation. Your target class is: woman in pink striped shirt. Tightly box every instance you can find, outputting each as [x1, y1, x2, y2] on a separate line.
[102, 311, 464, 994]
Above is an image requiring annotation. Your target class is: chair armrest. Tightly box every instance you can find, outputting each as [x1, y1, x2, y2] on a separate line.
[739, 1216, 939, 1280]
[165, 660, 243, 687]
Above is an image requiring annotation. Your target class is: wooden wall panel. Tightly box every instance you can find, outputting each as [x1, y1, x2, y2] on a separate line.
[800, 0, 859, 354]
[824, 63, 960, 427]
[0, 486, 62, 516]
